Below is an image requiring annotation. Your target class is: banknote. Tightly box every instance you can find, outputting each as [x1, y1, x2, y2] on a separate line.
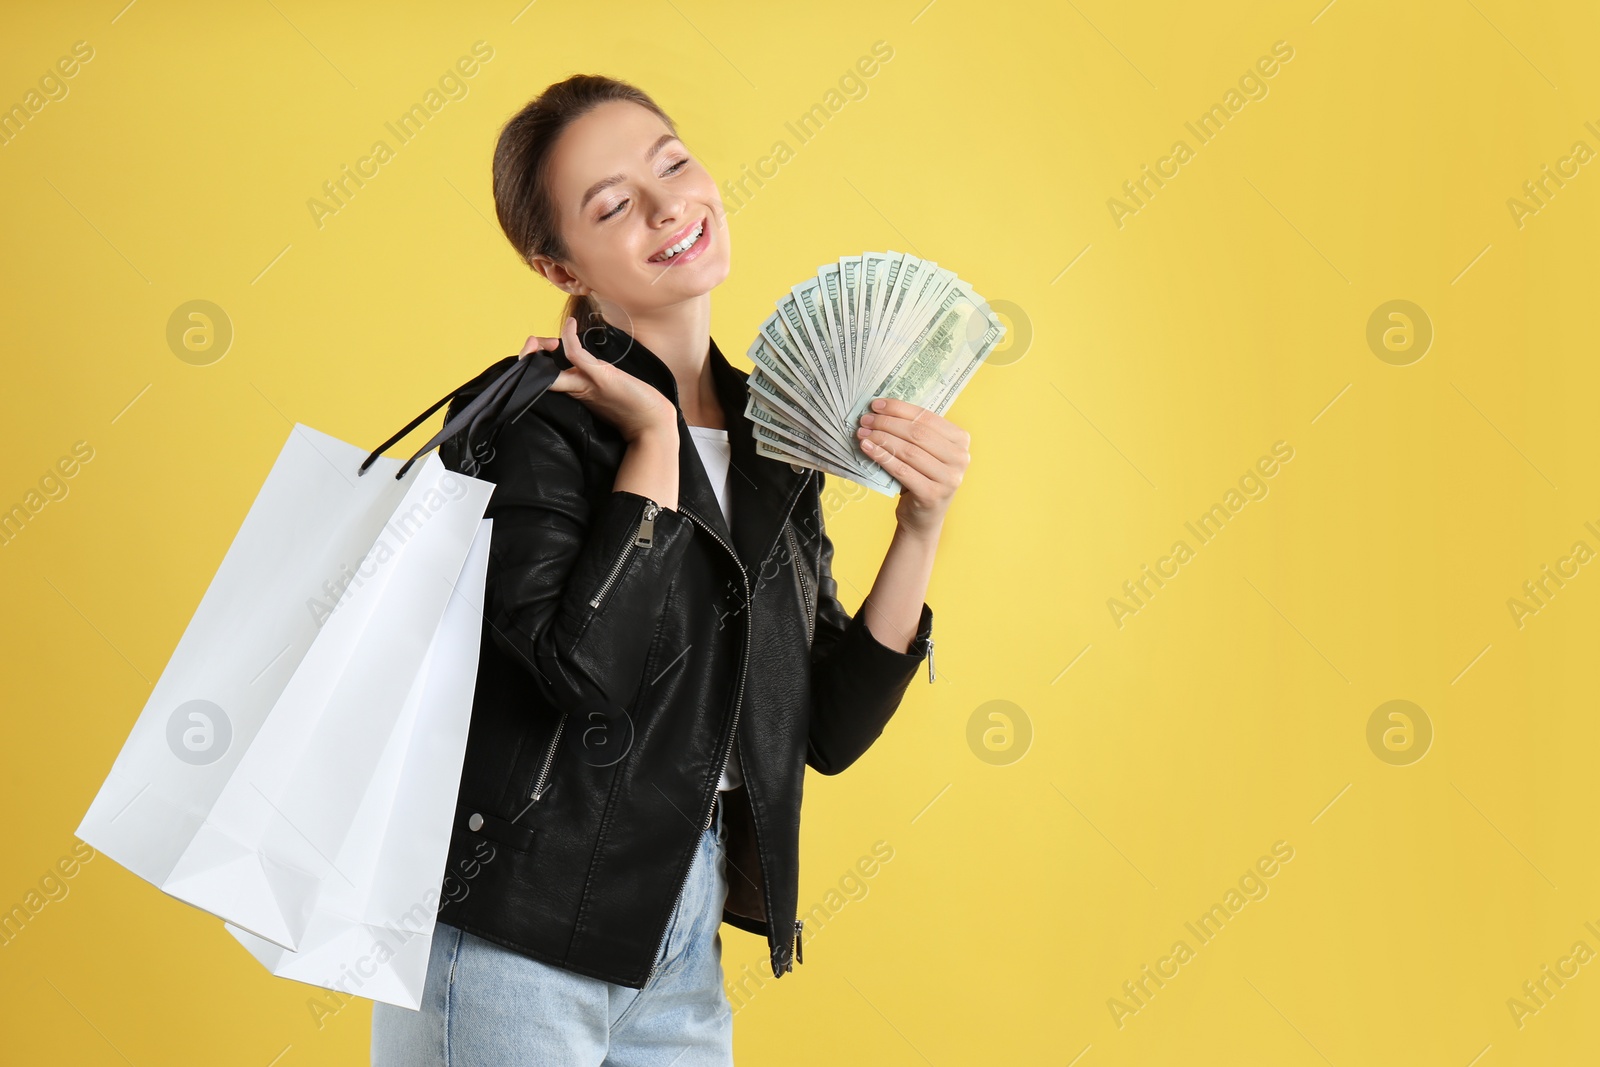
[743, 250, 1005, 496]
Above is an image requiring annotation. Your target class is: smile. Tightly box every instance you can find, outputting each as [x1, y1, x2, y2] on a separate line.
[648, 217, 709, 264]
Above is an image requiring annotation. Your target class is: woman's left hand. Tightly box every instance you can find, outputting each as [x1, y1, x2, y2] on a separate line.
[855, 397, 971, 538]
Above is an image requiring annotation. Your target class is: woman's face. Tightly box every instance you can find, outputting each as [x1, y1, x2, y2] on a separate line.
[536, 100, 730, 320]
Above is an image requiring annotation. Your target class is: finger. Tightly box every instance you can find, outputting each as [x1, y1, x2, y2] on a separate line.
[858, 427, 946, 487]
[518, 334, 560, 357]
[545, 366, 585, 394]
[864, 397, 932, 425]
[858, 432, 938, 499]
[864, 397, 965, 446]
[560, 315, 601, 365]
[858, 410, 965, 466]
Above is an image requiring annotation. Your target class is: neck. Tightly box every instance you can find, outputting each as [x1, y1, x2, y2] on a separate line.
[598, 294, 723, 428]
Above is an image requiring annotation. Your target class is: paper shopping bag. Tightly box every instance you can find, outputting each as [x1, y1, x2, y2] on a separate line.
[75, 423, 493, 951]
[222, 514, 491, 1010]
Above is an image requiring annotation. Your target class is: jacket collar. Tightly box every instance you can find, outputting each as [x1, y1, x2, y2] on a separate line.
[585, 320, 813, 574]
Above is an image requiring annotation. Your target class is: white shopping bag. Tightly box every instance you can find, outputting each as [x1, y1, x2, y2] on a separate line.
[75, 423, 494, 953]
[223, 514, 491, 1010]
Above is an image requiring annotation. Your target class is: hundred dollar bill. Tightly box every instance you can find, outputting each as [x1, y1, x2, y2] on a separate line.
[747, 393, 898, 493]
[837, 255, 864, 403]
[818, 262, 853, 406]
[777, 284, 845, 420]
[747, 332, 841, 445]
[739, 249, 1001, 497]
[846, 281, 1001, 432]
[747, 368, 859, 470]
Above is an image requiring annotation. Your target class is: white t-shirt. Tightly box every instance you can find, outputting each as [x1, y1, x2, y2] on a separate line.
[687, 424, 744, 792]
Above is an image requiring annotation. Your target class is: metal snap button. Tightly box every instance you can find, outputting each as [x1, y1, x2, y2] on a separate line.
[468, 812, 485, 831]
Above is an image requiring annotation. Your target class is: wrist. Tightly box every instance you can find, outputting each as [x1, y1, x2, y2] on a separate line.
[894, 512, 945, 546]
[624, 415, 678, 447]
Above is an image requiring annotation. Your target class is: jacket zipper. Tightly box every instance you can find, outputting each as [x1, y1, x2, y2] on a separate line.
[527, 711, 568, 801]
[532, 499, 659, 802]
[648, 502, 751, 984]
[785, 524, 814, 642]
[793, 918, 804, 967]
[927, 636, 935, 682]
[589, 499, 660, 610]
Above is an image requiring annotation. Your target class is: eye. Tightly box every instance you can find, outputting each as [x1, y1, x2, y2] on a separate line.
[597, 159, 690, 222]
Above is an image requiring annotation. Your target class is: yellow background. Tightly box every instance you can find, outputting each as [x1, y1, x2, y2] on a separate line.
[4, 0, 1598, 1062]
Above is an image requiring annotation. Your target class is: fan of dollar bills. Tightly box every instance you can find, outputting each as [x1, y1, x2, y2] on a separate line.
[743, 250, 1006, 496]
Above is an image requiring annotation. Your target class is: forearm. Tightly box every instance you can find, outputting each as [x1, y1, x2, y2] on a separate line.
[611, 423, 681, 510]
[860, 519, 941, 654]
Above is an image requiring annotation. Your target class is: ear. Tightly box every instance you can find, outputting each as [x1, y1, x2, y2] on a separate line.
[530, 253, 590, 297]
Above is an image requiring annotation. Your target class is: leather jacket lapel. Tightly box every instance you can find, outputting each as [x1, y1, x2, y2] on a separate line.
[711, 341, 814, 573]
[593, 322, 811, 574]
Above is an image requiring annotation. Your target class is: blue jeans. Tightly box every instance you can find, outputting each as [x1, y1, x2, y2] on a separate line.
[372, 798, 733, 1066]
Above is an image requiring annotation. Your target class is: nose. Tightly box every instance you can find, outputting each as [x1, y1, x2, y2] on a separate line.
[647, 184, 688, 228]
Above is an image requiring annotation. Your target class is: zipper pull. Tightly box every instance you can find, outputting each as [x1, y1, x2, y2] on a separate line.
[926, 636, 936, 683]
[635, 500, 660, 547]
[794, 918, 804, 965]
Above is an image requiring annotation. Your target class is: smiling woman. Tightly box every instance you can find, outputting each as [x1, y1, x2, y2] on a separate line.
[371, 70, 950, 1067]
[488, 76, 732, 344]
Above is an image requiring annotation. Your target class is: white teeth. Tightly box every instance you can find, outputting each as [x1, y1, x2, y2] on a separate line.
[651, 220, 704, 262]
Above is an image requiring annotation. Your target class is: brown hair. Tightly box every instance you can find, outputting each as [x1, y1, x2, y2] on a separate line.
[491, 74, 678, 333]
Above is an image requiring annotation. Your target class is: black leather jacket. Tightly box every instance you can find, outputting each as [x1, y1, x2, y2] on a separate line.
[433, 321, 934, 988]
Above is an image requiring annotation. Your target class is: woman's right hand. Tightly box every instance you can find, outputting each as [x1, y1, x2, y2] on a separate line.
[521, 316, 677, 444]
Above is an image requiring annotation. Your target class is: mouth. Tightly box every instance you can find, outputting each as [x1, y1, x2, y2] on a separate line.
[648, 216, 709, 264]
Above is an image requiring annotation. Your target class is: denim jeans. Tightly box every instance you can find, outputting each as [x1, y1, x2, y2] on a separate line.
[371, 796, 733, 1066]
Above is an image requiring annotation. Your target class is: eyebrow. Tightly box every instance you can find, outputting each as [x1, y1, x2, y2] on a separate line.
[579, 133, 682, 211]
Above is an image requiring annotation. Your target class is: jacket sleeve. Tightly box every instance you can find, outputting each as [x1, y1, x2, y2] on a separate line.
[474, 398, 695, 728]
[803, 474, 934, 776]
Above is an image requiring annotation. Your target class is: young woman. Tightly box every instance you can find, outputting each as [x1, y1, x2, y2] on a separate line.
[371, 73, 971, 1066]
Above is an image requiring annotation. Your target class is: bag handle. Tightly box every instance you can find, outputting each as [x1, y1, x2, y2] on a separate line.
[359, 349, 563, 480]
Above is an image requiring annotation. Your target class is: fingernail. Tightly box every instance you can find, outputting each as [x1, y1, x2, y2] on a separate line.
[872, 399, 885, 411]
